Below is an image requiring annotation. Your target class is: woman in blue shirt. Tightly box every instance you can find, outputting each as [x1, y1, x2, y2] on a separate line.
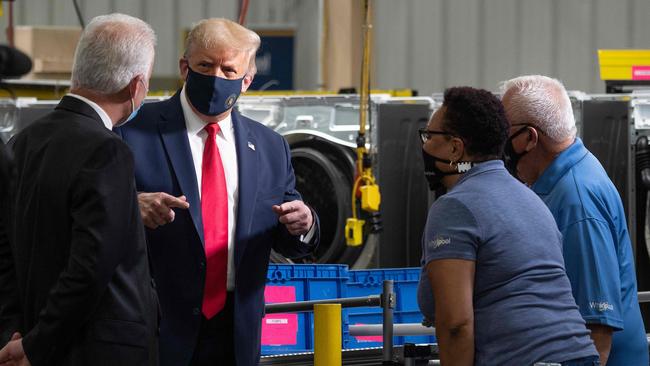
[417, 87, 598, 366]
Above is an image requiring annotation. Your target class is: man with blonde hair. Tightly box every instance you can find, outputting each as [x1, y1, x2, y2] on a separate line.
[501, 75, 648, 366]
[116, 18, 319, 366]
[0, 13, 158, 366]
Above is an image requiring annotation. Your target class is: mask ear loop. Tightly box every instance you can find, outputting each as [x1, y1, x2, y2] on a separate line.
[455, 161, 473, 173]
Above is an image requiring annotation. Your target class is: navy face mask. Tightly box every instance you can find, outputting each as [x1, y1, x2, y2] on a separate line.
[185, 66, 244, 116]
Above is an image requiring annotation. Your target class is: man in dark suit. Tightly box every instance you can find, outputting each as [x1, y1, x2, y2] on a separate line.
[116, 18, 319, 366]
[0, 14, 159, 366]
[0, 141, 16, 346]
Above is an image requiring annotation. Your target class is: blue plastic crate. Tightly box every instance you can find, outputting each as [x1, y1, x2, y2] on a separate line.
[346, 310, 434, 348]
[262, 264, 349, 355]
[343, 267, 435, 349]
[347, 267, 421, 313]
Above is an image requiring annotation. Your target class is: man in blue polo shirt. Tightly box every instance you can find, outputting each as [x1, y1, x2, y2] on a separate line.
[501, 75, 648, 366]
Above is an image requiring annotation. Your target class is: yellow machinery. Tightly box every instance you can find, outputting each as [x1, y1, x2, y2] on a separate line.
[598, 49, 650, 93]
[345, 0, 381, 246]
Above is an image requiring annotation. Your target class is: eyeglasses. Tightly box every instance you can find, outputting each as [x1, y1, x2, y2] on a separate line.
[418, 128, 454, 144]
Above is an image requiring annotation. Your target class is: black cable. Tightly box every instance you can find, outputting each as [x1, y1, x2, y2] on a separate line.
[72, 0, 85, 29]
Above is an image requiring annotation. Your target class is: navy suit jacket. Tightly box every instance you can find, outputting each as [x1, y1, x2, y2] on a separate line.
[115, 91, 318, 366]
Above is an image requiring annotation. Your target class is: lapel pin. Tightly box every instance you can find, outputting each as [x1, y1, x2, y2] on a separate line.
[248, 141, 255, 151]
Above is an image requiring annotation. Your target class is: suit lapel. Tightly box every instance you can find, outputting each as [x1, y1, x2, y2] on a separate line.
[158, 92, 204, 244]
[233, 111, 258, 267]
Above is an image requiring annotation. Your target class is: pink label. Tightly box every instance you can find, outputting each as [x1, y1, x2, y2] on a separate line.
[261, 286, 299, 346]
[352, 323, 383, 343]
[632, 66, 650, 80]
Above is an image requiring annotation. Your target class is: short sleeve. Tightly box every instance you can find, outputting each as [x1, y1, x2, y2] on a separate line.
[561, 218, 624, 330]
[422, 196, 480, 265]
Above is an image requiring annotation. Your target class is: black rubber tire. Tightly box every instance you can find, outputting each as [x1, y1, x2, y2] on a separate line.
[290, 146, 351, 263]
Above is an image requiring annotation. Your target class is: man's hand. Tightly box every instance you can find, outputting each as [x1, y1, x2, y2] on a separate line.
[272, 201, 313, 236]
[0, 332, 30, 366]
[137, 192, 190, 229]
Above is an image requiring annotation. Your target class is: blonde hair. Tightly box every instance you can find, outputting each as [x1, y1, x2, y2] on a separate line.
[184, 18, 261, 76]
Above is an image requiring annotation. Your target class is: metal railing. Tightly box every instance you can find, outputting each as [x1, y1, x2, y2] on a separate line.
[264, 280, 397, 365]
[263, 290, 650, 365]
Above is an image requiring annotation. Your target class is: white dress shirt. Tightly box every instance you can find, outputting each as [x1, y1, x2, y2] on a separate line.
[67, 93, 113, 130]
[180, 86, 240, 291]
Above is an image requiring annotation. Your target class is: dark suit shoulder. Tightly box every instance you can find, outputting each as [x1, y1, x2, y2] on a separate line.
[13, 109, 132, 174]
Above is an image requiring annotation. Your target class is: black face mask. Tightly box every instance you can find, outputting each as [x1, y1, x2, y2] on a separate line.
[421, 148, 473, 192]
[503, 126, 530, 177]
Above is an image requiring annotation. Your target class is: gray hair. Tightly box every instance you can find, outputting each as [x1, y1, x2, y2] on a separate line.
[71, 13, 156, 94]
[499, 75, 576, 142]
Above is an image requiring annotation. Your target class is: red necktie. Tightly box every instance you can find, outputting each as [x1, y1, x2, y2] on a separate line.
[201, 123, 229, 319]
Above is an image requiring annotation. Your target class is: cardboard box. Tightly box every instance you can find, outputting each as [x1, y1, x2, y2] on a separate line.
[14, 26, 81, 80]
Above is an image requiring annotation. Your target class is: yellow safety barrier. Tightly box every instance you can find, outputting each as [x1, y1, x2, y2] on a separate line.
[314, 304, 342, 366]
[598, 49, 650, 80]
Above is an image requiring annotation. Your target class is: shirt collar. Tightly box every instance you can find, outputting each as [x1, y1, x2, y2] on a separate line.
[454, 159, 505, 187]
[180, 85, 233, 140]
[531, 137, 588, 195]
[66, 93, 113, 130]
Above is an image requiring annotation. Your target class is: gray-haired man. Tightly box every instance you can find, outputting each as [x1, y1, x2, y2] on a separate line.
[0, 13, 158, 366]
[502, 75, 648, 366]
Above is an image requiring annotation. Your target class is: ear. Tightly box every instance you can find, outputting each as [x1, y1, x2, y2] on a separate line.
[241, 73, 254, 93]
[179, 57, 189, 81]
[450, 137, 465, 162]
[128, 75, 141, 99]
[525, 127, 539, 151]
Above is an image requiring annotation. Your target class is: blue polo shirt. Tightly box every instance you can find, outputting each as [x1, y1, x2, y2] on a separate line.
[532, 138, 648, 366]
[417, 160, 597, 365]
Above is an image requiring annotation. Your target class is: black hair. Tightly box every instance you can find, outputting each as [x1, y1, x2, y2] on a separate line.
[441, 86, 509, 158]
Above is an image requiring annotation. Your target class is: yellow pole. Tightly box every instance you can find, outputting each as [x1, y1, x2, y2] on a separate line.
[314, 304, 342, 366]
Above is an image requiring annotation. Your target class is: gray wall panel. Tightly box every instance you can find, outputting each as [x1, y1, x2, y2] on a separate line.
[206, 0, 237, 21]
[445, 0, 480, 87]
[632, 0, 650, 48]
[481, 0, 519, 89]
[0, 0, 648, 93]
[22, 0, 50, 26]
[519, 0, 554, 80]
[408, 0, 444, 94]
[556, 0, 594, 91]
[293, 0, 319, 90]
[374, 0, 410, 89]
[113, 0, 143, 19]
[52, 0, 78, 26]
[84, 1, 112, 19]
[144, 0, 177, 78]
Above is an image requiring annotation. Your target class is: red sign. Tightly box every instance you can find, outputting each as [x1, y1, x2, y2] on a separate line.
[261, 286, 299, 346]
[632, 66, 650, 80]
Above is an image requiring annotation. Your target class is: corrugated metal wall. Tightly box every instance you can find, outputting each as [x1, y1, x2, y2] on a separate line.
[374, 0, 650, 94]
[1, 0, 649, 93]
